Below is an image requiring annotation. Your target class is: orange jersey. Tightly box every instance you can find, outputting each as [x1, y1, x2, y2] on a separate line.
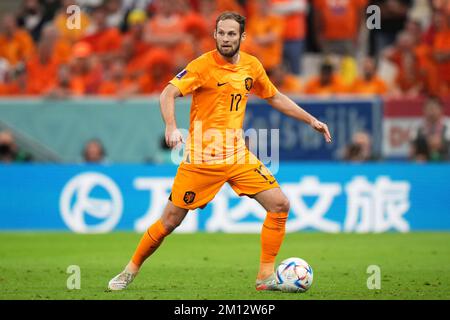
[314, 0, 366, 40]
[169, 50, 278, 164]
[244, 13, 284, 70]
[433, 29, 450, 82]
[0, 30, 34, 66]
[25, 55, 60, 95]
[271, 0, 307, 40]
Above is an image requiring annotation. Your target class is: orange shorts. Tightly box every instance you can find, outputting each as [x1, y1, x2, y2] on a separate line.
[169, 152, 280, 210]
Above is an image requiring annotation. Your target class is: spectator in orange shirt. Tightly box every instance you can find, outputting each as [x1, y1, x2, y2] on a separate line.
[314, 0, 367, 56]
[352, 57, 388, 95]
[53, 0, 91, 44]
[423, 9, 446, 46]
[98, 58, 140, 97]
[139, 48, 174, 94]
[25, 25, 64, 95]
[144, 0, 194, 70]
[271, 0, 307, 75]
[404, 18, 437, 97]
[421, 10, 446, 96]
[0, 15, 35, 68]
[242, 0, 284, 72]
[120, 33, 173, 91]
[304, 61, 347, 95]
[432, 11, 450, 97]
[46, 64, 85, 99]
[384, 31, 425, 96]
[69, 41, 103, 95]
[268, 66, 302, 94]
[38, 24, 72, 64]
[82, 6, 123, 58]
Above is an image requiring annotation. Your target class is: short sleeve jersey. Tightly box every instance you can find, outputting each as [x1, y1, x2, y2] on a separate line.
[169, 50, 278, 163]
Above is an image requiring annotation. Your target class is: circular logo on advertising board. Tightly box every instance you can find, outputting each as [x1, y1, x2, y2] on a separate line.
[60, 172, 123, 233]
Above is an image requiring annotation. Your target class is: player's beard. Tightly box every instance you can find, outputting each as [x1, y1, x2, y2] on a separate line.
[216, 40, 241, 58]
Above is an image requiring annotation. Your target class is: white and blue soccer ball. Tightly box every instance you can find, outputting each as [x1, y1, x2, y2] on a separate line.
[276, 257, 314, 293]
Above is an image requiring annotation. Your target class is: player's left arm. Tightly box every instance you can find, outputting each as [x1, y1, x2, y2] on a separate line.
[265, 91, 332, 143]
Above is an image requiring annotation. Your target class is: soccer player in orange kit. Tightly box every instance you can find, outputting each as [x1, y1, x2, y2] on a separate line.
[108, 12, 331, 292]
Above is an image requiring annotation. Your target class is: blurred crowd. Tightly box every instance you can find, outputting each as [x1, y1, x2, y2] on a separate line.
[0, 0, 449, 98]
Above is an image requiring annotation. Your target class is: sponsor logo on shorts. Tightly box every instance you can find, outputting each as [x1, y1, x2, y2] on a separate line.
[183, 191, 196, 204]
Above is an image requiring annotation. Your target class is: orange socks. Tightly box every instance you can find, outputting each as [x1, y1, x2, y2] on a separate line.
[260, 212, 288, 263]
[131, 213, 287, 268]
[131, 219, 170, 267]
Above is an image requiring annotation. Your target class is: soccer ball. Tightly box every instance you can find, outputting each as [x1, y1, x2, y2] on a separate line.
[276, 257, 313, 293]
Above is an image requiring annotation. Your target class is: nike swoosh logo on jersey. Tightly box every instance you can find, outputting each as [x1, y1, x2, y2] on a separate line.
[217, 82, 228, 86]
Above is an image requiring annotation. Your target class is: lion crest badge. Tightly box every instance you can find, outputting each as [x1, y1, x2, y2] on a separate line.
[245, 77, 253, 91]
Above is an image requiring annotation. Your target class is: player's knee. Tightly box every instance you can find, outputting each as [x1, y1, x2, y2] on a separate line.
[272, 196, 290, 213]
[161, 213, 184, 233]
[280, 197, 290, 213]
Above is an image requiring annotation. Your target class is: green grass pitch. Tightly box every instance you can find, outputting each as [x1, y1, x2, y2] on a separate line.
[0, 232, 449, 300]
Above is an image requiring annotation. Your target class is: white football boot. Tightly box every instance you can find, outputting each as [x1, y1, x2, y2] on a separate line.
[255, 273, 281, 291]
[107, 270, 136, 291]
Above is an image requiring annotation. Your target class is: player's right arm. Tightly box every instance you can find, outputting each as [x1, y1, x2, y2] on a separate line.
[160, 84, 183, 149]
[161, 54, 210, 149]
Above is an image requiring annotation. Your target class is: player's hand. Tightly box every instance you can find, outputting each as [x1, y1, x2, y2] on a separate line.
[165, 126, 184, 149]
[311, 119, 332, 143]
